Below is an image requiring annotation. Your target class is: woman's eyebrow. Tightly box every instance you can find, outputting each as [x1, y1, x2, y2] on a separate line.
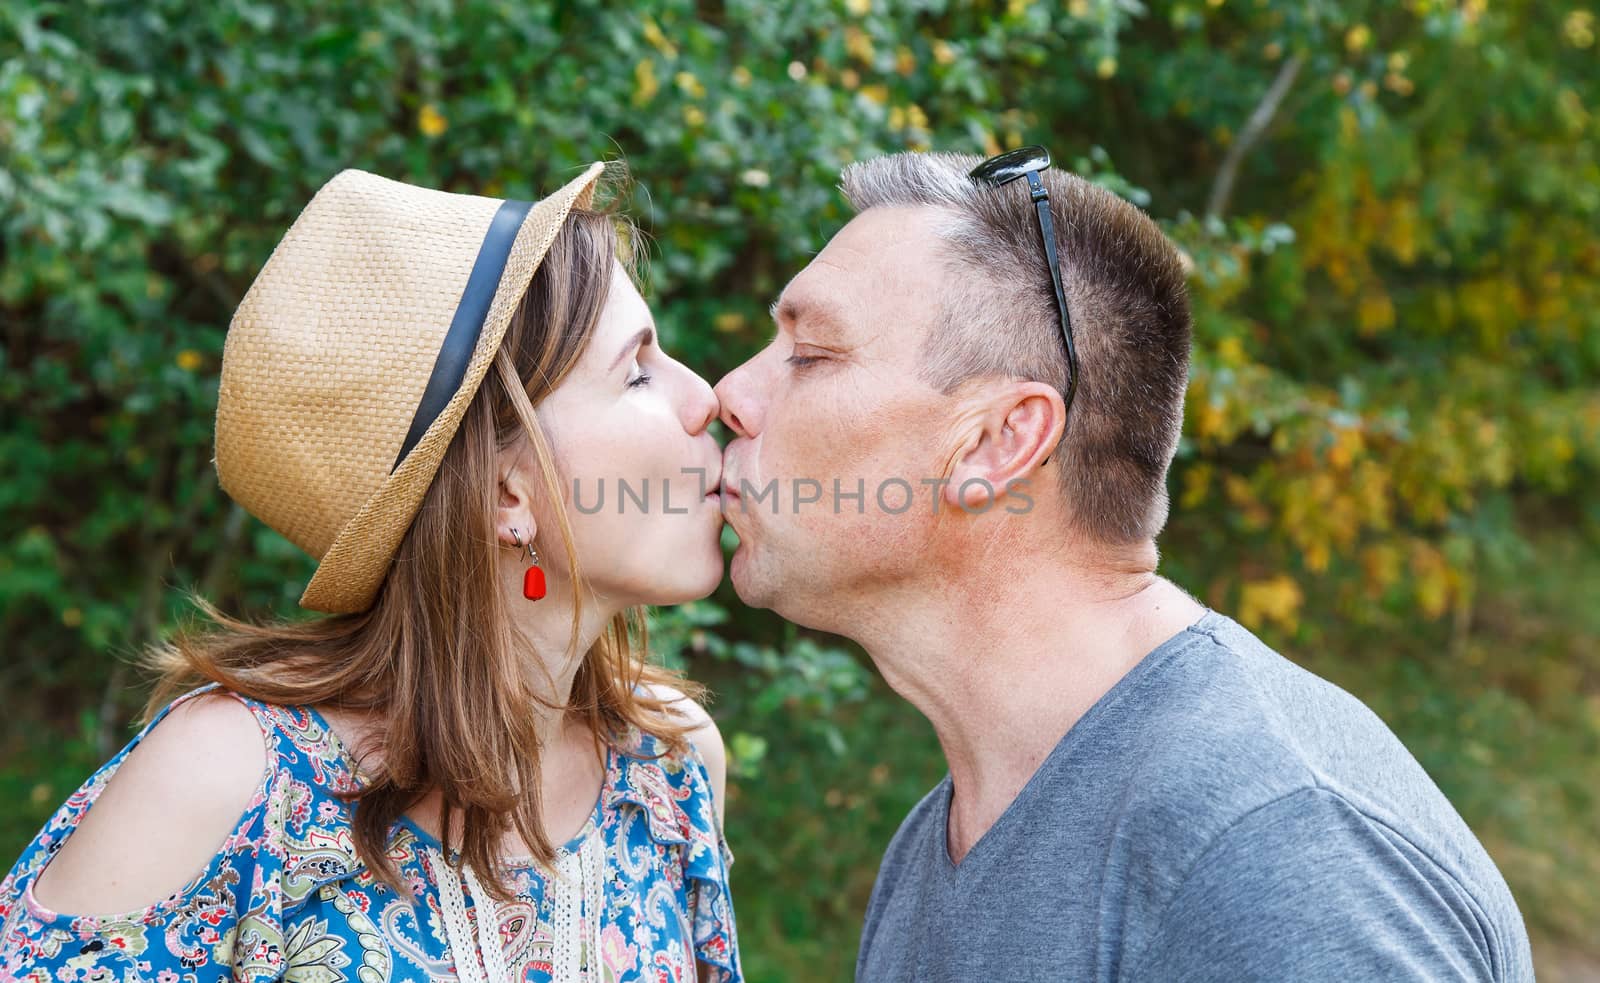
[608, 326, 654, 372]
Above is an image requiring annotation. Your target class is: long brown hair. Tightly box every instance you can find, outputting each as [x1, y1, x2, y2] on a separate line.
[144, 171, 704, 898]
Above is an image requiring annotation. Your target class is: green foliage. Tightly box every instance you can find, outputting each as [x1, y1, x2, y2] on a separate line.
[2, 0, 1596, 977]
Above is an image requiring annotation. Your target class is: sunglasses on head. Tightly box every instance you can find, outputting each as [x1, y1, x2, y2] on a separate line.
[968, 145, 1081, 454]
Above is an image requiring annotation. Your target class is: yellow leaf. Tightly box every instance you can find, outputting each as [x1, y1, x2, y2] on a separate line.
[417, 103, 448, 137]
[1239, 575, 1305, 631]
[634, 59, 659, 105]
[1386, 199, 1420, 264]
[1326, 425, 1366, 471]
[1357, 288, 1395, 335]
[1361, 543, 1402, 594]
[1384, 72, 1414, 97]
[1180, 463, 1213, 509]
[641, 16, 678, 58]
[675, 71, 705, 99]
[1565, 10, 1595, 48]
[845, 26, 874, 62]
[1409, 541, 1453, 619]
[1193, 400, 1227, 441]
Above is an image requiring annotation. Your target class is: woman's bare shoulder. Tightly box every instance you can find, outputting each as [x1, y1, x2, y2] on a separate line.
[641, 682, 727, 820]
[30, 690, 269, 916]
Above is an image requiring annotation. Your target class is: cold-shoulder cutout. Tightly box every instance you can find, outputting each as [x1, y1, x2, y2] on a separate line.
[643, 682, 728, 823]
[2, 685, 741, 982]
[27, 688, 269, 917]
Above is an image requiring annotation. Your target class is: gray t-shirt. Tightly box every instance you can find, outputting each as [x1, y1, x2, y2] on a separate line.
[855, 608, 1533, 982]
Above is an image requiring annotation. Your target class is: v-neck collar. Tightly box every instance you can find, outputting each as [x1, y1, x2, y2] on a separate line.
[935, 609, 1220, 874]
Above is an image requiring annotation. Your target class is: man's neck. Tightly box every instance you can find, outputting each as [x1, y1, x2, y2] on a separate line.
[858, 560, 1206, 865]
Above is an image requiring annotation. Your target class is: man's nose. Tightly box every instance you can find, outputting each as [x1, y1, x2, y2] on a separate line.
[714, 363, 760, 440]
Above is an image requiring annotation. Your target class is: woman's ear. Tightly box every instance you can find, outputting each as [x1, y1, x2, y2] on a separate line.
[943, 381, 1064, 513]
[496, 451, 539, 549]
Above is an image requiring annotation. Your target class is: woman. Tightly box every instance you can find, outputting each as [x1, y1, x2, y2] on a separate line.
[0, 162, 741, 982]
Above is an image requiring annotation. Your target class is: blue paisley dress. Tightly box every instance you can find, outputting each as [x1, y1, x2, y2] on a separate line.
[0, 685, 742, 983]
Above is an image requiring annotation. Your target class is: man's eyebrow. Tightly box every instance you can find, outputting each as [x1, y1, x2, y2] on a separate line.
[771, 296, 845, 337]
[608, 326, 653, 372]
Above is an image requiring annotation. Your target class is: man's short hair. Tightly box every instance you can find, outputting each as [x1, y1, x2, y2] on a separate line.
[840, 152, 1192, 544]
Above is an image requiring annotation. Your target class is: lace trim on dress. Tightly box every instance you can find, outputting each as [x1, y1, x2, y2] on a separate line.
[428, 816, 606, 983]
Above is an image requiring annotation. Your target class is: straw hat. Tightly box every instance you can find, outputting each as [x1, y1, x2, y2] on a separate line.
[214, 162, 606, 614]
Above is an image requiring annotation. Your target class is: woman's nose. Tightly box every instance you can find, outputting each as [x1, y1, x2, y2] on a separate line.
[684, 367, 720, 436]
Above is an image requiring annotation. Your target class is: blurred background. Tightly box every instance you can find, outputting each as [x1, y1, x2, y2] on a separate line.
[2, 0, 1597, 978]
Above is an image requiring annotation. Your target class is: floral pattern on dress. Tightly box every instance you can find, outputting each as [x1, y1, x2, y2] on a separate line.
[0, 685, 741, 983]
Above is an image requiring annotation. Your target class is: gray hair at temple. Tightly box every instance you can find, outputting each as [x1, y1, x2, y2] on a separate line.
[839, 151, 1193, 545]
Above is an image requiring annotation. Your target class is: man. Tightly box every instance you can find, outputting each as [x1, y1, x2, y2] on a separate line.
[712, 149, 1533, 981]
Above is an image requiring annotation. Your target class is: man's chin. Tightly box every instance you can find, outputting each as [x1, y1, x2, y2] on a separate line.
[727, 541, 775, 610]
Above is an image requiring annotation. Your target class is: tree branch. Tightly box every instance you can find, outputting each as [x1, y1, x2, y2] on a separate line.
[1205, 54, 1306, 223]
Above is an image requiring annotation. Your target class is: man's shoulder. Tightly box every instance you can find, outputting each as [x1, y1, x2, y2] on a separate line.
[1125, 784, 1533, 980]
[1102, 615, 1325, 804]
[1122, 611, 1422, 798]
[1110, 614, 1526, 960]
[1091, 611, 1462, 870]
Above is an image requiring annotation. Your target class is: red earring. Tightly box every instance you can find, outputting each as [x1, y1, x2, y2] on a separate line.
[511, 528, 546, 601]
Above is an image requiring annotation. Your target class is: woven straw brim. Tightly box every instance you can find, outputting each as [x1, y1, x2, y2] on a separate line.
[300, 163, 603, 613]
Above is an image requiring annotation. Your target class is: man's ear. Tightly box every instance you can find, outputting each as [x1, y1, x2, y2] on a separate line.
[944, 381, 1064, 513]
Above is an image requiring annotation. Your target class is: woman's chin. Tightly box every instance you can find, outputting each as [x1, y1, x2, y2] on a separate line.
[639, 553, 725, 606]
